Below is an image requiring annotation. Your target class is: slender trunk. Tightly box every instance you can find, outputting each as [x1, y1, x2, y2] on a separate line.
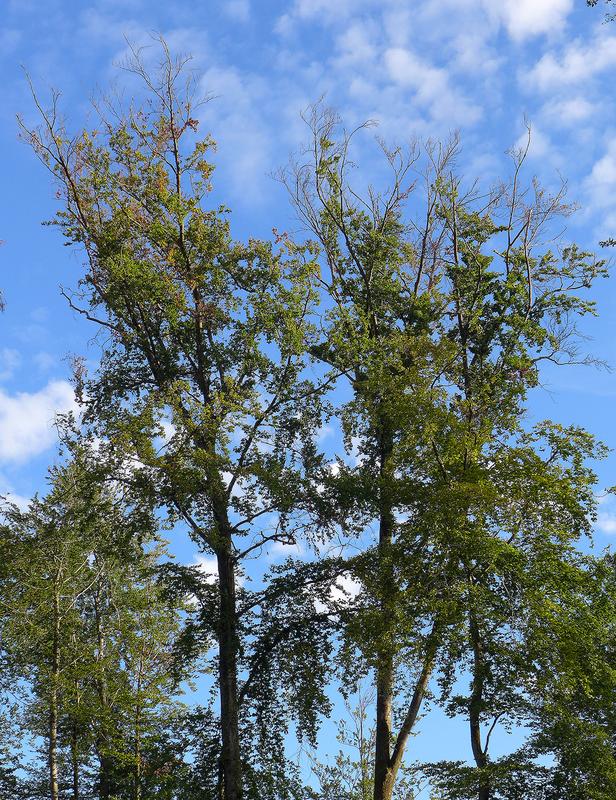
[213, 497, 242, 800]
[373, 425, 396, 800]
[49, 583, 61, 800]
[71, 640, 81, 800]
[358, 699, 371, 800]
[372, 422, 441, 800]
[134, 709, 142, 800]
[134, 654, 143, 800]
[469, 609, 490, 800]
[94, 581, 113, 800]
[374, 633, 438, 800]
[71, 718, 80, 800]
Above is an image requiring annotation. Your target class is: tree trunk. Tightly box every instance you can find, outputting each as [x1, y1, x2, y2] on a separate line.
[373, 424, 396, 800]
[213, 498, 243, 800]
[134, 655, 143, 800]
[134, 714, 142, 800]
[94, 581, 113, 800]
[372, 424, 439, 800]
[49, 585, 61, 800]
[373, 643, 437, 800]
[469, 609, 490, 800]
[71, 718, 80, 800]
[373, 654, 395, 800]
[70, 648, 81, 800]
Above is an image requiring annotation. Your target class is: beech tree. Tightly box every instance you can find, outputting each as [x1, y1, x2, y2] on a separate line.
[283, 106, 463, 800]
[523, 552, 616, 800]
[411, 162, 607, 800]
[22, 42, 327, 800]
[285, 109, 609, 800]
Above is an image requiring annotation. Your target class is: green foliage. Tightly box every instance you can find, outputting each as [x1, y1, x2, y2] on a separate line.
[285, 105, 610, 800]
[23, 44, 333, 799]
[18, 45, 616, 800]
[0, 443, 190, 799]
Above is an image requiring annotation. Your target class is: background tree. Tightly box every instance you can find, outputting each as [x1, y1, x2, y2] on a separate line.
[0, 441, 190, 800]
[523, 551, 616, 800]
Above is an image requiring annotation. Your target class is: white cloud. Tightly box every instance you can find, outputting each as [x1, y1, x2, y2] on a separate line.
[4, 491, 30, 511]
[269, 536, 303, 558]
[192, 552, 247, 588]
[494, 0, 573, 41]
[541, 96, 597, 125]
[0, 349, 21, 382]
[224, 0, 250, 22]
[382, 4, 412, 48]
[514, 125, 551, 159]
[584, 139, 616, 237]
[315, 462, 341, 498]
[0, 380, 76, 464]
[331, 573, 362, 603]
[317, 424, 334, 442]
[597, 511, 616, 534]
[594, 494, 616, 535]
[526, 33, 616, 91]
[384, 47, 481, 125]
[277, 0, 369, 28]
[450, 30, 501, 74]
[419, 0, 571, 42]
[315, 572, 362, 613]
[0, 473, 30, 511]
[222, 470, 246, 498]
[334, 20, 379, 68]
[585, 139, 616, 210]
[199, 66, 273, 200]
[193, 554, 219, 584]
[328, 462, 340, 477]
[588, 141, 616, 188]
[33, 352, 56, 373]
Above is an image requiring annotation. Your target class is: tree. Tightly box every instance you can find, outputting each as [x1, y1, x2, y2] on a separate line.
[282, 105, 465, 800]
[82, 523, 189, 800]
[307, 688, 420, 800]
[0, 442, 189, 800]
[0, 468, 103, 800]
[587, 0, 616, 20]
[284, 109, 608, 800]
[22, 41, 327, 800]
[394, 151, 607, 800]
[524, 552, 616, 800]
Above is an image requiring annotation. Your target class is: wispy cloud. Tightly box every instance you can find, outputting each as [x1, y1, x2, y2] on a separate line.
[384, 46, 481, 125]
[0, 349, 21, 382]
[525, 30, 616, 91]
[597, 511, 616, 535]
[224, 0, 250, 22]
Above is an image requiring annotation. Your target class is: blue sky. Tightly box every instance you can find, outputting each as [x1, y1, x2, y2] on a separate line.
[2, 0, 616, 776]
[2, 0, 616, 522]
